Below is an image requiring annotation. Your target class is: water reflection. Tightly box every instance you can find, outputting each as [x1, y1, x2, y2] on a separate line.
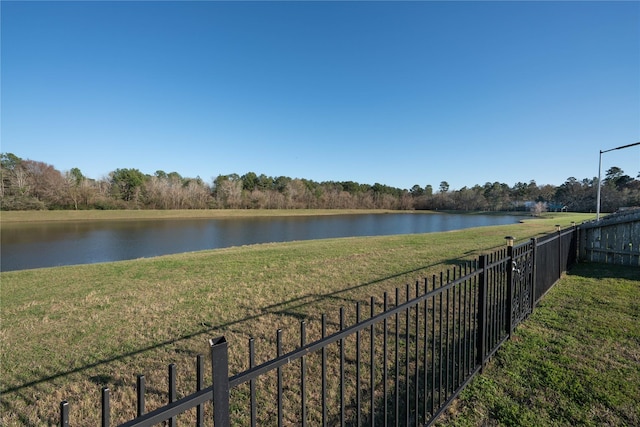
[1, 213, 519, 271]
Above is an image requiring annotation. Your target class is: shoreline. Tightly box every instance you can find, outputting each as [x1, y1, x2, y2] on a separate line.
[0, 208, 535, 224]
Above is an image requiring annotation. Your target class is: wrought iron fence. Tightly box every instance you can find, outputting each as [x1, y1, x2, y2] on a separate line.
[533, 226, 577, 304]
[59, 226, 578, 426]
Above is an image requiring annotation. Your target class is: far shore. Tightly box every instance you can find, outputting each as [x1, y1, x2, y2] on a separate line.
[0, 208, 532, 224]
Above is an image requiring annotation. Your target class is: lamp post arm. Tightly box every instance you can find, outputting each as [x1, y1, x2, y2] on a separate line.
[601, 141, 640, 153]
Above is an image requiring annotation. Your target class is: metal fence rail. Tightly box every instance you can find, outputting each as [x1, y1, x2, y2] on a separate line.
[59, 226, 578, 426]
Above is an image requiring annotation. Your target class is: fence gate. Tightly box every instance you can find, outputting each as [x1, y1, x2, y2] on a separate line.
[509, 240, 534, 333]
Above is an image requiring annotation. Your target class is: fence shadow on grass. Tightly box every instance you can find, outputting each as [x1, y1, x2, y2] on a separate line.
[2, 258, 470, 398]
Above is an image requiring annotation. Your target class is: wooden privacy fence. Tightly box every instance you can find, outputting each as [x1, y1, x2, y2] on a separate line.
[59, 226, 579, 427]
[579, 208, 640, 266]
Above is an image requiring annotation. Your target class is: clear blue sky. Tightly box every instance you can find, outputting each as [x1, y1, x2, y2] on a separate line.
[2, 1, 639, 191]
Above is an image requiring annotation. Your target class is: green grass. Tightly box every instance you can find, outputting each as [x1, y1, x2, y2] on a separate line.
[436, 263, 640, 427]
[0, 210, 599, 425]
[0, 208, 401, 223]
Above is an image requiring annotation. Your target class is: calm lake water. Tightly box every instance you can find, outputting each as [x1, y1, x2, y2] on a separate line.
[1, 213, 520, 271]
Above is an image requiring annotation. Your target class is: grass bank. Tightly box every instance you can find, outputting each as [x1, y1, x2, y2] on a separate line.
[0, 208, 402, 223]
[1, 211, 596, 425]
[436, 263, 640, 426]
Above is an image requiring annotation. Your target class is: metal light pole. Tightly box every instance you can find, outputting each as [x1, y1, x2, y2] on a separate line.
[596, 141, 640, 221]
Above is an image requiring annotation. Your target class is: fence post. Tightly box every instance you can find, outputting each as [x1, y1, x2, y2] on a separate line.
[573, 222, 580, 264]
[556, 225, 562, 280]
[210, 336, 230, 427]
[505, 237, 514, 338]
[530, 238, 537, 312]
[570, 223, 579, 267]
[476, 254, 488, 372]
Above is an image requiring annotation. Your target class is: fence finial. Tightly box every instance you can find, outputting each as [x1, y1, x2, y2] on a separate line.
[505, 236, 515, 247]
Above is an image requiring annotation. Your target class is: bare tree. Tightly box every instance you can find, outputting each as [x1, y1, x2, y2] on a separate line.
[184, 179, 211, 209]
[214, 175, 242, 208]
[23, 160, 66, 206]
[530, 201, 547, 217]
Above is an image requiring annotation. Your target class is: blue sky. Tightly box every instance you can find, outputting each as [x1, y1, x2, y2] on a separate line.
[2, 1, 639, 191]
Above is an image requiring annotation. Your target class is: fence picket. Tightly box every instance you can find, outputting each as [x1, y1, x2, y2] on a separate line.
[300, 321, 307, 427]
[370, 297, 376, 427]
[60, 401, 69, 427]
[168, 364, 176, 427]
[196, 354, 204, 426]
[136, 375, 145, 418]
[102, 387, 110, 427]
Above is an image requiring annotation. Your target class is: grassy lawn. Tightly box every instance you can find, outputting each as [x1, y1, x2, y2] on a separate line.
[0, 211, 600, 425]
[437, 263, 640, 427]
[0, 208, 401, 223]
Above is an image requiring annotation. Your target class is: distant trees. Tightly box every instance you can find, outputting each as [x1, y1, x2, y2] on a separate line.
[110, 168, 146, 203]
[556, 177, 592, 211]
[453, 186, 488, 211]
[605, 166, 634, 190]
[213, 174, 243, 208]
[483, 182, 512, 211]
[1, 154, 62, 209]
[209, 175, 407, 209]
[1, 152, 639, 212]
[600, 167, 640, 211]
[145, 172, 210, 209]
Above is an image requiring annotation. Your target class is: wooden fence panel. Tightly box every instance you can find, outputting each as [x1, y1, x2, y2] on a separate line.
[580, 210, 640, 267]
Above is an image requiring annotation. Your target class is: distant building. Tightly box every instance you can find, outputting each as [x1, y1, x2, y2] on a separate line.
[547, 202, 567, 212]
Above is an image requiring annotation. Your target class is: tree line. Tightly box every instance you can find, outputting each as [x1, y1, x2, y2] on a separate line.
[1, 152, 639, 213]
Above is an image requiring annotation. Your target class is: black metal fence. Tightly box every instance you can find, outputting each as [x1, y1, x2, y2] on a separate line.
[533, 226, 578, 304]
[59, 226, 578, 426]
